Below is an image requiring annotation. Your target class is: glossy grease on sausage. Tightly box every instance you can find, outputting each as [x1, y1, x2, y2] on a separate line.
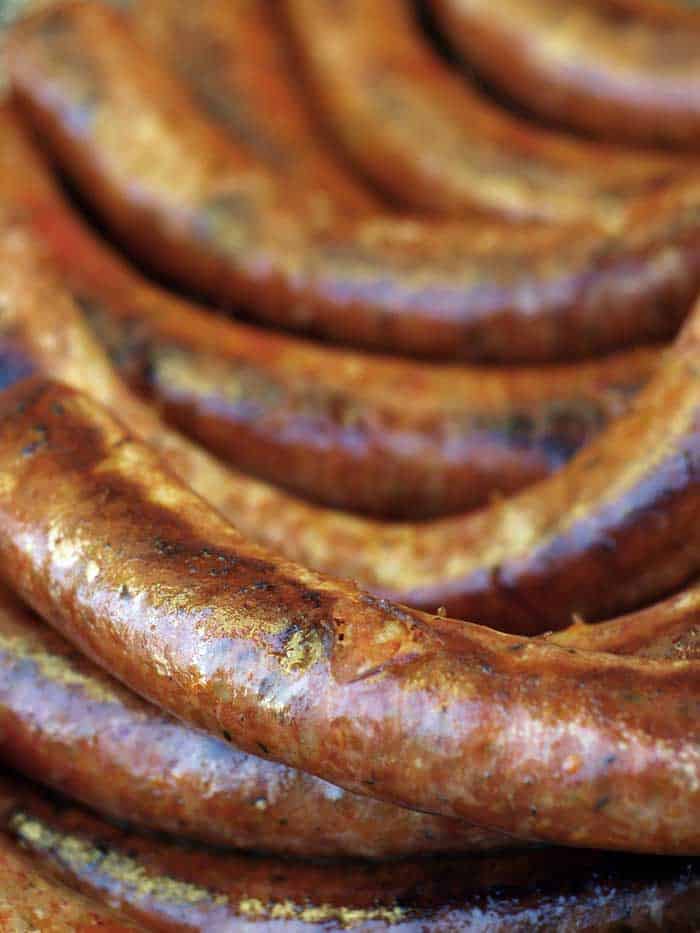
[0, 379, 697, 851]
[8, 1, 700, 363]
[433, 0, 700, 149]
[0, 105, 659, 518]
[284, 0, 689, 222]
[2, 771, 698, 931]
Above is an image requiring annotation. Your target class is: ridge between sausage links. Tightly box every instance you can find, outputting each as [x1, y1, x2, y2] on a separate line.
[7, 1, 700, 364]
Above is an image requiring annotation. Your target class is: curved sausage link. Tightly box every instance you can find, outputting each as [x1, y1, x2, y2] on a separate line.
[0, 826, 139, 931]
[0, 205, 699, 633]
[0, 584, 506, 859]
[0, 106, 658, 519]
[133, 0, 377, 216]
[283, 0, 689, 222]
[8, 2, 700, 363]
[1, 771, 698, 931]
[433, 0, 700, 149]
[0, 570, 697, 859]
[549, 581, 700, 661]
[0, 379, 698, 851]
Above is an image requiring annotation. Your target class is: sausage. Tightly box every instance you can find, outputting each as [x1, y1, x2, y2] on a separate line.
[0, 827, 139, 931]
[548, 581, 700, 661]
[8, 2, 700, 363]
[0, 583, 507, 858]
[282, 0, 689, 223]
[1, 204, 699, 633]
[134, 0, 377, 216]
[1, 771, 698, 932]
[0, 379, 698, 852]
[433, 0, 700, 149]
[0, 106, 658, 519]
[1, 565, 697, 859]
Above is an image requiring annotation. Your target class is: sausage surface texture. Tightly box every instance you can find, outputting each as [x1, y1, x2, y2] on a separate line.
[8, 1, 700, 363]
[0, 824, 139, 931]
[2, 771, 698, 932]
[283, 0, 690, 222]
[0, 378, 698, 851]
[433, 0, 700, 149]
[0, 571, 698, 858]
[0, 197, 698, 633]
[133, 0, 377, 216]
[0, 584, 506, 859]
[0, 105, 658, 519]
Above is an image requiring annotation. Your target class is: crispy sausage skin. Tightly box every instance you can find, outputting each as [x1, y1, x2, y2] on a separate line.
[0, 585, 507, 859]
[8, 3, 700, 363]
[0, 380, 698, 852]
[433, 0, 700, 149]
[0, 107, 658, 519]
[283, 0, 688, 223]
[0, 204, 699, 633]
[133, 0, 377, 216]
[0, 827, 139, 931]
[0, 574, 697, 859]
[1, 772, 699, 932]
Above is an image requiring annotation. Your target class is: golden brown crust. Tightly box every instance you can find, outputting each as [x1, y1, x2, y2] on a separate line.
[0, 826, 139, 931]
[0, 584, 506, 858]
[2, 771, 698, 931]
[549, 581, 700, 661]
[1, 571, 697, 858]
[133, 0, 377, 216]
[7, 2, 700, 363]
[0, 105, 658, 519]
[0, 378, 697, 851]
[283, 0, 690, 222]
[0, 193, 697, 633]
[434, 0, 700, 149]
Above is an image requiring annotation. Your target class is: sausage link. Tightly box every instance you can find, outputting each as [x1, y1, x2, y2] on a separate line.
[0, 204, 698, 632]
[283, 0, 690, 222]
[0, 106, 658, 519]
[549, 581, 700, 661]
[0, 583, 506, 858]
[1, 771, 698, 931]
[8, 2, 700, 363]
[433, 0, 700, 149]
[134, 0, 377, 216]
[0, 568, 697, 858]
[0, 825, 139, 931]
[0, 378, 697, 851]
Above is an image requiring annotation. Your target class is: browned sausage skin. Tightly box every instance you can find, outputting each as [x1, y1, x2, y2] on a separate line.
[282, 0, 689, 223]
[0, 583, 506, 859]
[0, 823, 140, 931]
[433, 0, 700, 149]
[0, 106, 658, 519]
[0, 198, 699, 633]
[1, 573, 697, 859]
[8, 2, 700, 363]
[0, 378, 697, 852]
[133, 0, 378, 216]
[548, 581, 700, 661]
[3, 771, 698, 932]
